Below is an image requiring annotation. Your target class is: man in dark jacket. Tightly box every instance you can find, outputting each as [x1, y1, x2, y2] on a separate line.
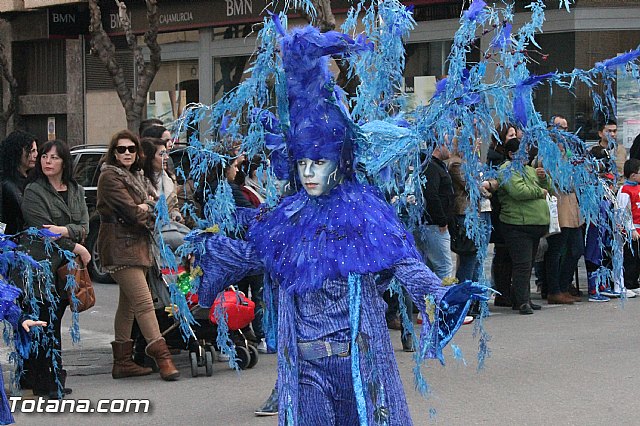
[417, 144, 454, 279]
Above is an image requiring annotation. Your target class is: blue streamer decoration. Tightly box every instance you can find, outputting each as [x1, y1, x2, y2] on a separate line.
[348, 273, 367, 426]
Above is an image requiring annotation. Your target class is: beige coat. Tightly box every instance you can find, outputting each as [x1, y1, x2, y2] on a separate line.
[556, 191, 584, 229]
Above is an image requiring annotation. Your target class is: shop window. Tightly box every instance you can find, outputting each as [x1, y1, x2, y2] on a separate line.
[147, 60, 200, 126]
[23, 114, 67, 144]
[404, 40, 479, 109]
[212, 24, 252, 41]
[529, 32, 577, 135]
[213, 55, 251, 102]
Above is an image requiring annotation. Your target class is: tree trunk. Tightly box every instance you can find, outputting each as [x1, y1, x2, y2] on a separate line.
[88, 0, 161, 133]
[0, 18, 18, 139]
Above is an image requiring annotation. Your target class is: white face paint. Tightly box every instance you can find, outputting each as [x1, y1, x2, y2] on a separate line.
[275, 179, 290, 196]
[296, 158, 340, 197]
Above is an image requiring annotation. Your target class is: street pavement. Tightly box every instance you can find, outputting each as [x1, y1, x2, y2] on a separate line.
[9, 259, 640, 425]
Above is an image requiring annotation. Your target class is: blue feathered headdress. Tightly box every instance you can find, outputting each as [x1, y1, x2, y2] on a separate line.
[278, 23, 372, 166]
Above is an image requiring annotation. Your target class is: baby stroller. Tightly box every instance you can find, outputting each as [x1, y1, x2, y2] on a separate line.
[210, 286, 260, 370]
[132, 264, 217, 377]
[137, 265, 259, 375]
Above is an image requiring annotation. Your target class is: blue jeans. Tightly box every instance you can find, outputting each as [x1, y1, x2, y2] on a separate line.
[415, 225, 453, 279]
[454, 213, 492, 282]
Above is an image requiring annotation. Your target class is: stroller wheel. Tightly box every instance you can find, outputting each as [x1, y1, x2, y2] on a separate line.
[235, 346, 251, 370]
[205, 350, 214, 377]
[190, 352, 199, 377]
[247, 345, 259, 369]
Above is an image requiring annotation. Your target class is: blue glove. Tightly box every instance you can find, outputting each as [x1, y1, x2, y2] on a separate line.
[440, 280, 493, 311]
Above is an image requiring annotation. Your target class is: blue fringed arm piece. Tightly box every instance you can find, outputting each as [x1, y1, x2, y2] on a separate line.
[392, 259, 485, 364]
[193, 233, 264, 307]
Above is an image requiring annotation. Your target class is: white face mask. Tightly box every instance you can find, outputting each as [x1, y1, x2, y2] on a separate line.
[296, 158, 340, 197]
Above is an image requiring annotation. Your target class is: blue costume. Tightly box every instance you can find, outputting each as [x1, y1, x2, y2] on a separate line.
[194, 24, 488, 425]
[172, 1, 640, 422]
[0, 281, 31, 425]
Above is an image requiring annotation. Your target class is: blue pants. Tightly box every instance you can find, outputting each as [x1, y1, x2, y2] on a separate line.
[415, 225, 453, 279]
[298, 355, 358, 425]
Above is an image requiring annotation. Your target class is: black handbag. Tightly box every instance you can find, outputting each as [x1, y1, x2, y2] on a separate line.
[450, 217, 477, 255]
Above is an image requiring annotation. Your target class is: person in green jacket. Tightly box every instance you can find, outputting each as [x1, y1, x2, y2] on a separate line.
[19, 139, 90, 398]
[498, 138, 553, 315]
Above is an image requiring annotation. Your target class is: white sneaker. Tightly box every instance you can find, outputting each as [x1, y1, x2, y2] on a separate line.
[625, 289, 637, 298]
[257, 338, 268, 354]
[631, 288, 640, 296]
[217, 352, 230, 362]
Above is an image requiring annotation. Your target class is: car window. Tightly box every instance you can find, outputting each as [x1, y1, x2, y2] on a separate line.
[73, 153, 103, 187]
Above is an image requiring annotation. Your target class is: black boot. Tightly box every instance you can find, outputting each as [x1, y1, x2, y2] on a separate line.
[47, 369, 73, 399]
[468, 301, 481, 318]
[255, 388, 278, 416]
[19, 359, 33, 390]
[31, 358, 52, 397]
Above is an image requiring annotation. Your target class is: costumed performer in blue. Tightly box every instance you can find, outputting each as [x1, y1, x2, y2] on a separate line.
[0, 277, 46, 424]
[194, 23, 490, 425]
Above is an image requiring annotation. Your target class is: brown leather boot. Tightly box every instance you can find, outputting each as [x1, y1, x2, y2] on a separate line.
[145, 337, 180, 381]
[547, 293, 574, 305]
[562, 292, 582, 302]
[111, 341, 153, 379]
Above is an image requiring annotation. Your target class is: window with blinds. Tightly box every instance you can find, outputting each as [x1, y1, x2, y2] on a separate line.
[13, 39, 66, 95]
[85, 36, 135, 91]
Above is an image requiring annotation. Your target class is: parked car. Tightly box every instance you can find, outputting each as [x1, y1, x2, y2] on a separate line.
[71, 144, 191, 283]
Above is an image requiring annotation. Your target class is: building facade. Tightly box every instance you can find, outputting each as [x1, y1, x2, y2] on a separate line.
[0, 0, 639, 145]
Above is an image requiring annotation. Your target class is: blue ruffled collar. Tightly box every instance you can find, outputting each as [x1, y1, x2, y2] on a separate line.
[247, 180, 420, 294]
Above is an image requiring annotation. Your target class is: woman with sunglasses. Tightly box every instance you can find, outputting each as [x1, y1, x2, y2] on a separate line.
[97, 129, 179, 381]
[19, 139, 90, 398]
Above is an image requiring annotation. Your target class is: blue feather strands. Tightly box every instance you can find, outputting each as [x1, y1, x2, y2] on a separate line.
[0, 227, 73, 398]
[168, 0, 640, 422]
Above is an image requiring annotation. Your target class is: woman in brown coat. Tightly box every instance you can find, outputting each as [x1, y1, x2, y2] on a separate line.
[97, 129, 179, 381]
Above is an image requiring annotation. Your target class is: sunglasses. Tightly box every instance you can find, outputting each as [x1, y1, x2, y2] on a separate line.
[115, 145, 137, 154]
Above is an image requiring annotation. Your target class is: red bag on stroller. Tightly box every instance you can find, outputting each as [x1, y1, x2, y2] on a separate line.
[210, 287, 255, 331]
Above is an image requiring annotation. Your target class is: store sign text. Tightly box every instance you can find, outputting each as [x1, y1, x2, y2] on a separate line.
[159, 12, 194, 25]
[226, 0, 253, 16]
[51, 13, 76, 24]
